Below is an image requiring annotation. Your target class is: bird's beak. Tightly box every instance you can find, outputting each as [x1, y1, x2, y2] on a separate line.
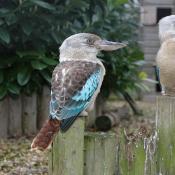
[94, 40, 127, 51]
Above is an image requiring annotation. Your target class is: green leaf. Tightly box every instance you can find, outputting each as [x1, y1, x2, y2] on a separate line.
[0, 0, 143, 105]
[0, 8, 10, 14]
[16, 51, 42, 58]
[22, 22, 33, 36]
[134, 60, 145, 66]
[0, 85, 7, 100]
[42, 57, 58, 66]
[116, 0, 128, 5]
[30, 0, 56, 10]
[7, 83, 20, 95]
[5, 13, 17, 25]
[31, 61, 47, 70]
[139, 71, 147, 80]
[0, 19, 4, 26]
[51, 31, 60, 44]
[0, 28, 10, 44]
[17, 67, 31, 86]
[40, 70, 51, 83]
[144, 78, 158, 84]
[0, 69, 3, 84]
[135, 82, 150, 92]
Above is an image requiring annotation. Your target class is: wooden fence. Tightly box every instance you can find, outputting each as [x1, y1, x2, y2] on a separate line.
[0, 86, 50, 138]
[49, 118, 117, 175]
[49, 95, 175, 175]
[1, 89, 174, 174]
[0, 89, 103, 138]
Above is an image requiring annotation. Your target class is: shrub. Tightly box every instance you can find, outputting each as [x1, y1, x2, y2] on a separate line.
[0, 0, 144, 108]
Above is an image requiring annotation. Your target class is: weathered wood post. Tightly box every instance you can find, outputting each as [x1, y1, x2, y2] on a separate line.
[0, 98, 8, 138]
[84, 132, 117, 175]
[118, 132, 146, 175]
[22, 93, 37, 135]
[49, 117, 118, 175]
[49, 117, 85, 175]
[155, 95, 175, 174]
[117, 96, 175, 175]
[8, 96, 22, 137]
[38, 86, 50, 129]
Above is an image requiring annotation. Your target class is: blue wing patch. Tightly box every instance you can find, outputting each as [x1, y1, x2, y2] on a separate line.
[49, 69, 101, 132]
[155, 66, 164, 92]
[155, 66, 160, 82]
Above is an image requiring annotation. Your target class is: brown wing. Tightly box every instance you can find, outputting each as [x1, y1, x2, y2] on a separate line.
[50, 61, 100, 121]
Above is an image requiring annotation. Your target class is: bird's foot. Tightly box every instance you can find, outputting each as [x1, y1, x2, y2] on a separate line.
[161, 90, 166, 96]
[79, 111, 88, 117]
[161, 88, 175, 97]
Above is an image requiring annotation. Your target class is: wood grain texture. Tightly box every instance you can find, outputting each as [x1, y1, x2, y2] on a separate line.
[118, 131, 146, 175]
[155, 95, 175, 174]
[49, 117, 85, 175]
[22, 93, 37, 135]
[118, 96, 175, 175]
[38, 86, 50, 129]
[84, 132, 117, 175]
[8, 96, 22, 137]
[0, 98, 8, 138]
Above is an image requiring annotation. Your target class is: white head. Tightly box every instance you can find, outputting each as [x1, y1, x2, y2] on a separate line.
[159, 15, 175, 43]
[59, 33, 126, 62]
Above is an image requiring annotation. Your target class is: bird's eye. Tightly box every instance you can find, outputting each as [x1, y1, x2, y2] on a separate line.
[87, 39, 93, 45]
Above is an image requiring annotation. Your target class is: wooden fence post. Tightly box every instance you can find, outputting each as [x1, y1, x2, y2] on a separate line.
[38, 86, 50, 129]
[84, 132, 117, 175]
[49, 117, 85, 175]
[0, 98, 8, 138]
[118, 130, 146, 175]
[22, 93, 37, 135]
[49, 118, 118, 175]
[48, 95, 175, 175]
[8, 96, 22, 137]
[155, 96, 175, 174]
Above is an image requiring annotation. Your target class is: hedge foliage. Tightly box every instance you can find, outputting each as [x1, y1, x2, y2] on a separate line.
[0, 0, 144, 99]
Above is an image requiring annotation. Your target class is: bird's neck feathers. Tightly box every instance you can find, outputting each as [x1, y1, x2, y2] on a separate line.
[160, 32, 175, 43]
[59, 48, 100, 63]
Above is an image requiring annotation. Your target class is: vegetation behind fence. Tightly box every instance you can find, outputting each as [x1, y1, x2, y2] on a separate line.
[0, 0, 144, 104]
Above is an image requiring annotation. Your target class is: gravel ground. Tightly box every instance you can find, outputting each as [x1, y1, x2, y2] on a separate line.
[0, 138, 48, 175]
[0, 100, 156, 175]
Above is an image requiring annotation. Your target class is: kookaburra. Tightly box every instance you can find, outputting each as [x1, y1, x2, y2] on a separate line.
[156, 15, 175, 95]
[31, 33, 126, 150]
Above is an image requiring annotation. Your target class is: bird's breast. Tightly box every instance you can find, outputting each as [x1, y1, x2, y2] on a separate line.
[158, 57, 175, 88]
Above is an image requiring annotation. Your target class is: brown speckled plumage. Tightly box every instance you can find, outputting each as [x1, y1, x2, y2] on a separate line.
[31, 61, 101, 150]
[31, 119, 60, 150]
[51, 61, 100, 116]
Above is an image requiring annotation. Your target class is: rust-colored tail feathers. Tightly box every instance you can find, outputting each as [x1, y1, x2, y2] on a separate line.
[31, 119, 60, 150]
